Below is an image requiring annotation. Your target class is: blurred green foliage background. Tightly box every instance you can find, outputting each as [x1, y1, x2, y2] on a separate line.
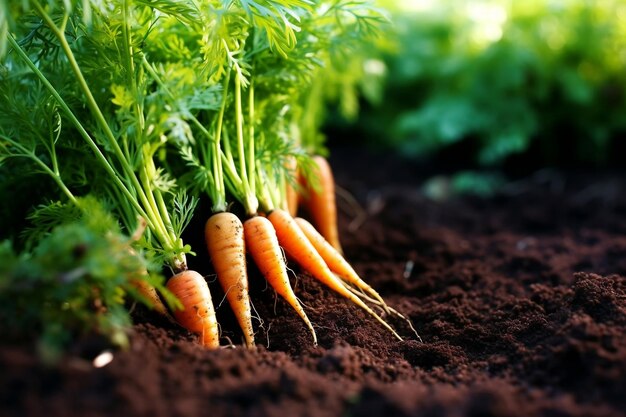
[339, 0, 626, 171]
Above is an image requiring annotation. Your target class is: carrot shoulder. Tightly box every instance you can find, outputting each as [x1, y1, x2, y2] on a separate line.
[166, 269, 219, 349]
[300, 156, 342, 253]
[268, 209, 401, 341]
[244, 215, 317, 344]
[205, 212, 255, 348]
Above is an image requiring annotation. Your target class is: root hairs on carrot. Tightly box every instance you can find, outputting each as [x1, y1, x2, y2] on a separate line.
[205, 211, 255, 348]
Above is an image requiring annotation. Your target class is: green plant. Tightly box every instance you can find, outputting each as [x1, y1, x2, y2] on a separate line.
[359, 0, 626, 166]
[0, 197, 165, 362]
[1, 0, 399, 350]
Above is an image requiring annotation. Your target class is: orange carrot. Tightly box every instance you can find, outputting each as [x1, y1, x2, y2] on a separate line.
[128, 245, 170, 319]
[132, 277, 171, 318]
[294, 216, 387, 309]
[268, 209, 401, 340]
[244, 215, 317, 344]
[284, 156, 299, 217]
[205, 212, 255, 347]
[166, 269, 219, 348]
[300, 156, 342, 253]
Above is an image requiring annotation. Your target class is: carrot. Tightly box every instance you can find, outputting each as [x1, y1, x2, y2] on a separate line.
[205, 211, 255, 348]
[285, 176, 299, 217]
[300, 156, 342, 253]
[294, 216, 388, 310]
[127, 244, 171, 318]
[282, 156, 299, 217]
[244, 215, 317, 344]
[166, 269, 219, 349]
[132, 277, 171, 318]
[268, 209, 401, 341]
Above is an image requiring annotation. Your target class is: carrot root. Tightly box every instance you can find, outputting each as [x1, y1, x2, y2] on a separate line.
[205, 212, 255, 348]
[285, 156, 300, 217]
[268, 209, 401, 341]
[294, 216, 389, 312]
[132, 277, 171, 319]
[342, 281, 422, 342]
[244, 215, 317, 345]
[166, 270, 220, 349]
[300, 156, 342, 253]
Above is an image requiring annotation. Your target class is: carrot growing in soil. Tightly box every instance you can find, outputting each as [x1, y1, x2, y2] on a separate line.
[205, 64, 320, 344]
[294, 216, 388, 309]
[246, 183, 318, 344]
[148, 59, 257, 348]
[166, 270, 219, 349]
[284, 156, 300, 217]
[268, 208, 402, 341]
[205, 71, 257, 348]
[299, 156, 343, 253]
[132, 278, 170, 318]
[205, 212, 255, 347]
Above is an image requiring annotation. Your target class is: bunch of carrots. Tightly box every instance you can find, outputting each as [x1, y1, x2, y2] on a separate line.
[1, 0, 413, 350]
[178, 153, 404, 348]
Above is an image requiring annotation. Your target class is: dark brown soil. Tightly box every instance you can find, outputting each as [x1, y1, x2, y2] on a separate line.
[2, 148, 625, 417]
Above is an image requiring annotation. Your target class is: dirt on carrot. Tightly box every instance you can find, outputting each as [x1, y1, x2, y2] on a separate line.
[1, 148, 626, 417]
[205, 212, 255, 348]
[166, 269, 219, 349]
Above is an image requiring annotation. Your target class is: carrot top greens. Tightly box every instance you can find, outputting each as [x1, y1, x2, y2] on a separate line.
[0, 0, 389, 352]
[1, 0, 385, 247]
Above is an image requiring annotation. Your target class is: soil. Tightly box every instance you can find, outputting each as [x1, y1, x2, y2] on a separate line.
[2, 148, 625, 417]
